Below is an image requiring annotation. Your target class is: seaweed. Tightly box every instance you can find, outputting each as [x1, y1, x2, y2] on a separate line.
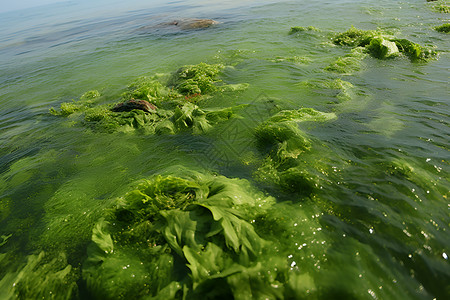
[325, 47, 367, 73]
[168, 63, 225, 96]
[289, 26, 319, 34]
[435, 23, 450, 33]
[253, 108, 337, 197]
[332, 27, 437, 62]
[431, 0, 450, 13]
[333, 26, 378, 47]
[366, 37, 399, 59]
[392, 39, 436, 61]
[0, 251, 79, 300]
[50, 63, 244, 135]
[81, 168, 315, 299]
[121, 77, 179, 105]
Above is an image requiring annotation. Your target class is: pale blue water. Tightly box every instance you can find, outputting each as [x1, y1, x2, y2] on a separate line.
[0, 0, 449, 299]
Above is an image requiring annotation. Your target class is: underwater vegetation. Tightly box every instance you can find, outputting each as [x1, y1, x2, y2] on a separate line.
[50, 63, 247, 135]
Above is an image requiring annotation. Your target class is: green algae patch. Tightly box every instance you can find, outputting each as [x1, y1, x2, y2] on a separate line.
[333, 26, 378, 47]
[289, 26, 319, 34]
[168, 62, 225, 96]
[332, 27, 437, 62]
[81, 168, 316, 299]
[367, 37, 399, 59]
[392, 39, 437, 62]
[50, 90, 101, 116]
[325, 47, 367, 74]
[431, 0, 450, 13]
[50, 63, 246, 135]
[297, 78, 356, 102]
[435, 23, 450, 33]
[122, 77, 180, 105]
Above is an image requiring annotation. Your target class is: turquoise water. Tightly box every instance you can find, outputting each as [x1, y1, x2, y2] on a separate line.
[0, 0, 449, 299]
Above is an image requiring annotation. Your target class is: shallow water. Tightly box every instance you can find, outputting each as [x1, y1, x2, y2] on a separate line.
[0, 0, 449, 299]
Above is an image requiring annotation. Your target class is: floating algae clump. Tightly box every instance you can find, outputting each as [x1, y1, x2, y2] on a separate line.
[82, 168, 317, 299]
[332, 27, 437, 62]
[122, 77, 179, 105]
[391, 39, 436, 61]
[435, 23, 450, 33]
[168, 62, 225, 95]
[289, 26, 319, 34]
[333, 26, 378, 47]
[366, 37, 399, 59]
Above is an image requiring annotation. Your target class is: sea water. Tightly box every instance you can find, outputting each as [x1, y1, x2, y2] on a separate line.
[0, 0, 449, 299]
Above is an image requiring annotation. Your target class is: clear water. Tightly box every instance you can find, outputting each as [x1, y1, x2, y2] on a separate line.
[0, 0, 449, 299]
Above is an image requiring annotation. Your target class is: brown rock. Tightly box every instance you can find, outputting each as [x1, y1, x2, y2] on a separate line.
[169, 19, 219, 30]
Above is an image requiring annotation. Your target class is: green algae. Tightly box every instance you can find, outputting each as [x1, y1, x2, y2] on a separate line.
[0, 234, 12, 247]
[81, 168, 318, 299]
[168, 62, 225, 96]
[50, 63, 245, 135]
[80, 90, 101, 100]
[435, 23, 450, 33]
[332, 26, 437, 62]
[289, 26, 319, 34]
[122, 77, 180, 105]
[297, 78, 356, 102]
[431, 0, 450, 13]
[366, 37, 399, 59]
[325, 47, 367, 74]
[392, 39, 437, 62]
[333, 26, 378, 47]
[0, 251, 79, 300]
[253, 108, 337, 197]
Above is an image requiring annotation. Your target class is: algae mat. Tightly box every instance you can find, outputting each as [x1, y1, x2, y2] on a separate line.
[0, 0, 449, 299]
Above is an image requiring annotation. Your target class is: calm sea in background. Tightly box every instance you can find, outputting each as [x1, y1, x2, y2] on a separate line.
[0, 0, 449, 299]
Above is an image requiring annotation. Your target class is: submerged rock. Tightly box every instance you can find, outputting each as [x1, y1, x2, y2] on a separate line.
[111, 99, 157, 113]
[167, 18, 219, 30]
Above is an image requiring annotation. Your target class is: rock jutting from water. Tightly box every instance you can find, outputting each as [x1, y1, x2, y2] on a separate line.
[167, 18, 219, 30]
